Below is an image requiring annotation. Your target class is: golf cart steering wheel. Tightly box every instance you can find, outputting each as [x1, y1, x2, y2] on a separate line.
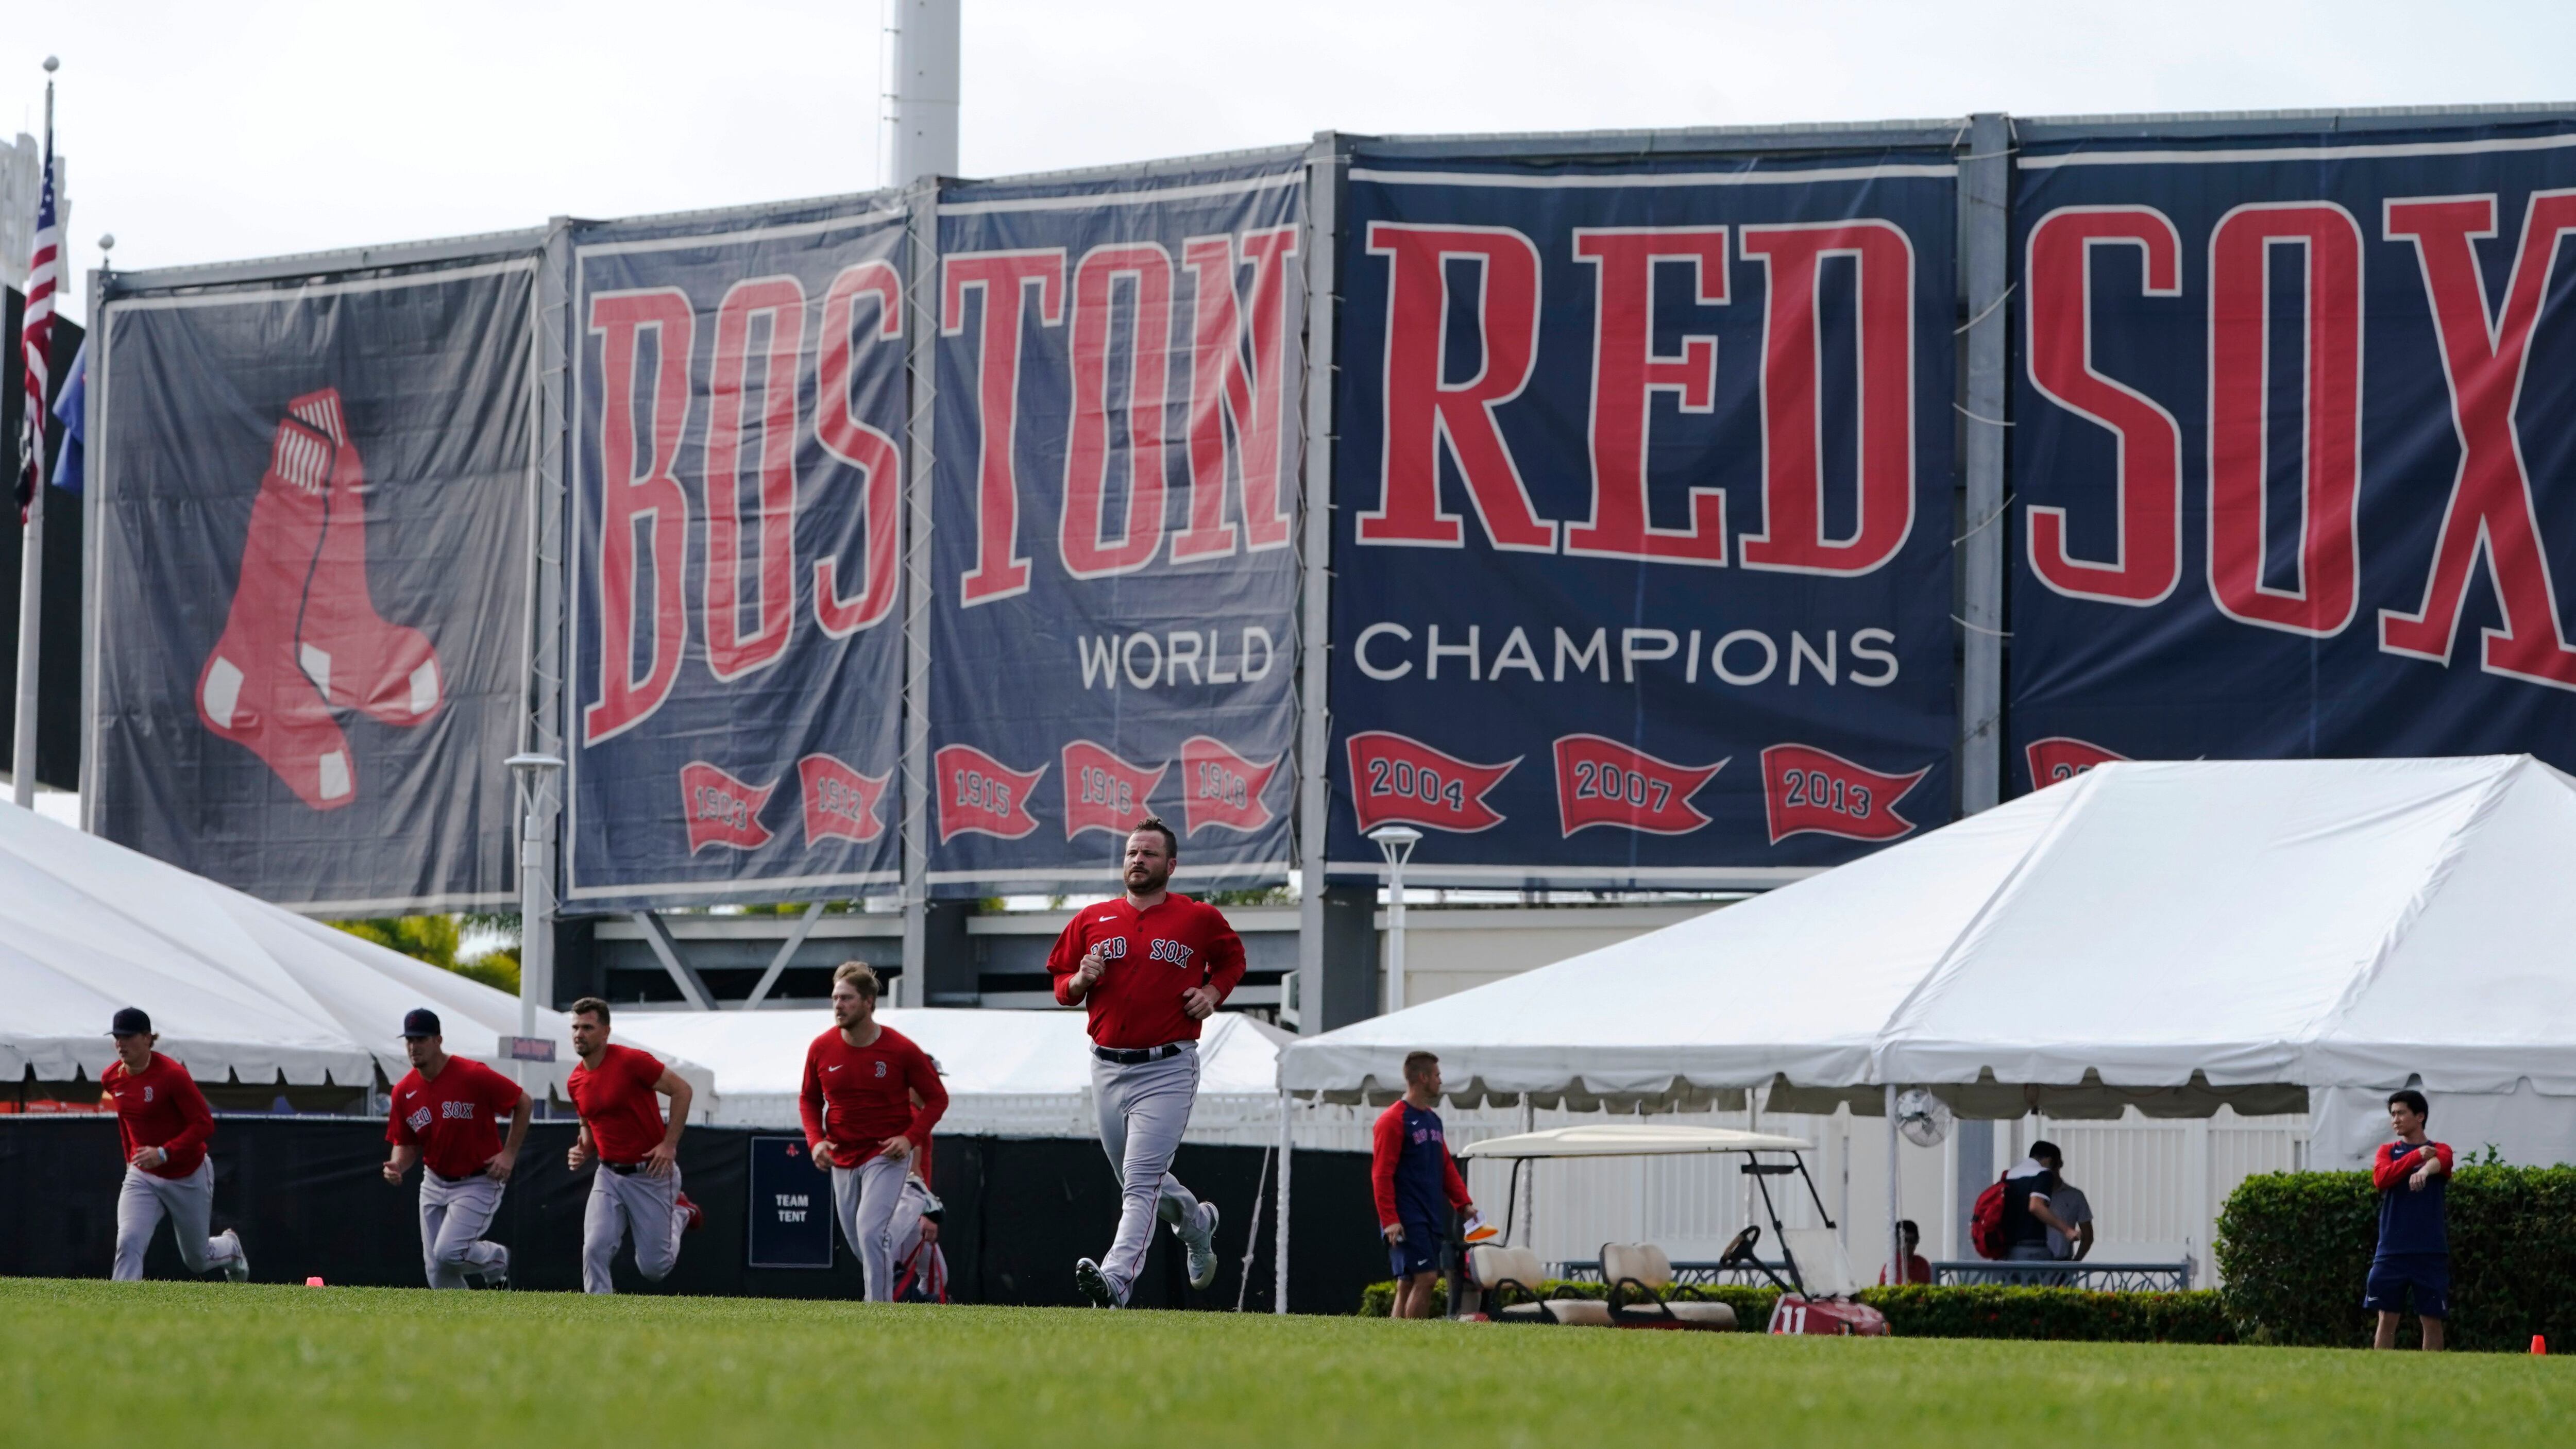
[1717, 1224, 1762, 1268]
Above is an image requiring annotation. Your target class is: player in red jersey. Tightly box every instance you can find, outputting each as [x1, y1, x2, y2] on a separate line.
[103, 1008, 249, 1283]
[566, 997, 703, 1294]
[1371, 1051, 1476, 1318]
[1048, 818, 1244, 1307]
[801, 962, 948, 1301]
[381, 1008, 530, 1289]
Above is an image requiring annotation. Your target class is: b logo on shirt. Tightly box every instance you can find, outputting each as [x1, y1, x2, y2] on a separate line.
[142, 1086, 155, 1104]
[1149, 938, 1194, 968]
[407, 1107, 434, 1132]
[440, 1101, 477, 1120]
[874, 1061, 887, 1079]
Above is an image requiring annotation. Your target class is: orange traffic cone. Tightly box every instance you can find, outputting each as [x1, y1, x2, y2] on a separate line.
[2533, 1335, 2547, 1355]
[306, 1276, 326, 1287]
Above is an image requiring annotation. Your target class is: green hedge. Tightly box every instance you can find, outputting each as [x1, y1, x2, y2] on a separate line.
[2216, 1162, 2576, 1351]
[1358, 1278, 2230, 1342]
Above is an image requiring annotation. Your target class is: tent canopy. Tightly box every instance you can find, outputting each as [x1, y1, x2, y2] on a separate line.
[0, 802, 597, 1095]
[1278, 757, 2576, 1116]
[1456, 1124, 1814, 1159]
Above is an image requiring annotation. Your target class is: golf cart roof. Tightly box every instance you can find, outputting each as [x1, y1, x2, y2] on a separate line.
[1456, 1124, 1814, 1159]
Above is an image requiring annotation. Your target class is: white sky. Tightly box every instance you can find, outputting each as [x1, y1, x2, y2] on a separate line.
[8, 0, 2574, 321]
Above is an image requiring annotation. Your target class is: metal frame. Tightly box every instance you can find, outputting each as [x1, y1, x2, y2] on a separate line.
[898, 177, 940, 1008]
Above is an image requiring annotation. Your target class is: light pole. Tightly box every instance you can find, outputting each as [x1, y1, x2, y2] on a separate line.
[1367, 824, 1421, 1016]
[504, 752, 564, 1072]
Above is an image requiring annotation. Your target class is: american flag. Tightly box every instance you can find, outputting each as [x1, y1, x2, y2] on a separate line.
[15, 125, 58, 523]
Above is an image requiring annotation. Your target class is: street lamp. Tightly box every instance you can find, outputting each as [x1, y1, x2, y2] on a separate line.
[1367, 824, 1422, 1016]
[503, 753, 565, 1066]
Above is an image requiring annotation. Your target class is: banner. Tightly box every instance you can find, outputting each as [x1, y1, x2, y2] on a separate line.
[928, 158, 1306, 895]
[2008, 122, 2576, 787]
[1327, 151, 1960, 885]
[569, 206, 907, 905]
[88, 259, 533, 912]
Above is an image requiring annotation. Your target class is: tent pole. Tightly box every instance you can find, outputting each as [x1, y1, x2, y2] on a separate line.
[1885, 1082, 1901, 1289]
[1273, 1089, 1292, 1315]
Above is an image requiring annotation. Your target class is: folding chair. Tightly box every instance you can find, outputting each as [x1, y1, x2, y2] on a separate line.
[1600, 1243, 1738, 1330]
[1467, 1244, 1612, 1326]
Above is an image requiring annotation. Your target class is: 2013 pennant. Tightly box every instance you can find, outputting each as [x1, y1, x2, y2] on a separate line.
[1759, 744, 1928, 845]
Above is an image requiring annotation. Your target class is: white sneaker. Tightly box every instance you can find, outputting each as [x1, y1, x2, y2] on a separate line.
[1181, 1202, 1220, 1291]
[218, 1229, 250, 1283]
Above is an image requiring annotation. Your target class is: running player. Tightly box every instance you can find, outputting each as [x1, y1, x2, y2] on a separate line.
[103, 1008, 249, 1283]
[801, 962, 948, 1301]
[1371, 1050, 1475, 1319]
[381, 1008, 529, 1289]
[565, 997, 704, 1294]
[1051, 818, 1241, 1308]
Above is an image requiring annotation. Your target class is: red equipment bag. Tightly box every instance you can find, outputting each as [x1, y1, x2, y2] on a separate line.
[1969, 1172, 2012, 1259]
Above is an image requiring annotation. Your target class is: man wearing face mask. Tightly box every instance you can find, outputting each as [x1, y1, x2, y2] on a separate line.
[102, 1008, 249, 1283]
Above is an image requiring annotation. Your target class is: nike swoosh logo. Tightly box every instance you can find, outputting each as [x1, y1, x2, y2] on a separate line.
[1099, 916, 1116, 922]
[828, 1065, 842, 1071]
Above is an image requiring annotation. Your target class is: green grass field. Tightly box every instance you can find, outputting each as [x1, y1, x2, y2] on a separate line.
[4, 1279, 2568, 1447]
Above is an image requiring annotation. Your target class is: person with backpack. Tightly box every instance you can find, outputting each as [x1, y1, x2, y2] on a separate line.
[1971, 1140, 2087, 1265]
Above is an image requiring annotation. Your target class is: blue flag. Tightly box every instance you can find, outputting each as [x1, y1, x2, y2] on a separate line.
[47, 340, 83, 495]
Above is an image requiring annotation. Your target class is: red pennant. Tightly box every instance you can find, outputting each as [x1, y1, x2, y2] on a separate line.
[1759, 744, 1928, 844]
[1346, 731, 1516, 834]
[1552, 734, 1726, 837]
[1178, 736, 1282, 836]
[681, 761, 777, 853]
[1060, 740, 1168, 840]
[797, 753, 889, 847]
[2025, 736, 2127, 790]
[935, 744, 1046, 843]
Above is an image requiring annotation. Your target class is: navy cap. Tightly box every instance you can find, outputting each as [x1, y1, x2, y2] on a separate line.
[108, 1006, 152, 1037]
[400, 1008, 443, 1039]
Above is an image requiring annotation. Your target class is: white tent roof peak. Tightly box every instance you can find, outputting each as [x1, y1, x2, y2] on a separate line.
[1279, 755, 2576, 1106]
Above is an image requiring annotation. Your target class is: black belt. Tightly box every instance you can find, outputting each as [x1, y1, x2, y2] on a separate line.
[428, 1169, 489, 1186]
[603, 1160, 645, 1175]
[1093, 1042, 1187, 1066]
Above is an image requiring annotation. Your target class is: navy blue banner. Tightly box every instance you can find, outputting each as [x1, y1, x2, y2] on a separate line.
[2008, 123, 2576, 791]
[1327, 152, 1960, 886]
[569, 205, 907, 905]
[928, 159, 1305, 895]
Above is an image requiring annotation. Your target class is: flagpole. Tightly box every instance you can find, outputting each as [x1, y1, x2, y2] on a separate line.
[11, 57, 55, 811]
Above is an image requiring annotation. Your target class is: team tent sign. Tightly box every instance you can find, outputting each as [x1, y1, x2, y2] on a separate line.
[2008, 121, 2576, 786]
[1326, 149, 1959, 886]
[926, 158, 1307, 894]
[569, 205, 908, 906]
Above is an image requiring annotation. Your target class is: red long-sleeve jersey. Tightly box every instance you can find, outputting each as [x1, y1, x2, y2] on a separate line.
[1371, 1100, 1472, 1230]
[800, 1024, 947, 1169]
[103, 1052, 215, 1180]
[2372, 1139, 2452, 1190]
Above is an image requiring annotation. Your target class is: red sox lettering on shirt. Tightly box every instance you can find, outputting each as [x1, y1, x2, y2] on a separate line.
[385, 1056, 525, 1182]
[567, 1042, 670, 1165]
[1046, 894, 1248, 1050]
[799, 1024, 948, 1170]
[103, 1052, 216, 1181]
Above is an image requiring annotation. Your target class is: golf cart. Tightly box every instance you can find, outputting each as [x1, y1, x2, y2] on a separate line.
[1453, 1123, 1890, 1336]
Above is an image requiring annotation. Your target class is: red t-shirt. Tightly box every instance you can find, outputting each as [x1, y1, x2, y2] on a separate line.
[386, 1056, 525, 1181]
[1046, 894, 1248, 1049]
[568, 1043, 669, 1164]
[103, 1052, 215, 1180]
[799, 1024, 947, 1169]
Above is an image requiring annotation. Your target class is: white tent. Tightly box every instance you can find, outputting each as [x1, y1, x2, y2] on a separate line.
[0, 801, 595, 1097]
[619, 1006, 1287, 1137]
[1279, 756, 2576, 1122]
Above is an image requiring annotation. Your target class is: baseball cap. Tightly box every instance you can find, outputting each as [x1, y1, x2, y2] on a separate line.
[108, 1006, 152, 1037]
[400, 1008, 443, 1039]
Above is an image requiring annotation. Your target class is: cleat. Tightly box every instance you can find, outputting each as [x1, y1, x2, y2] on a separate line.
[218, 1229, 250, 1283]
[677, 1191, 706, 1233]
[477, 1245, 511, 1290]
[1180, 1202, 1220, 1291]
[1073, 1257, 1117, 1308]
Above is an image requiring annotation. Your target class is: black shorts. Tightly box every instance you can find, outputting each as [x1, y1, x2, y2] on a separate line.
[1387, 1218, 1441, 1278]
[2364, 1253, 2449, 1320]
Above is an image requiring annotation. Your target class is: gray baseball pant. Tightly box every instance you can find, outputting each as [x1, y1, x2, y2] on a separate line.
[1092, 1042, 1205, 1304]
[113, 1158, 240, 1281]
[419, 1170, 508, 1289]
[831, 1153, 911, 1302]
[582, 1165, 685, 1294]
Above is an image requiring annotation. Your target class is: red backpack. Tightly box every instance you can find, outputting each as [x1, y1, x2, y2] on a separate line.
[1969, 1172, 2013, 1259]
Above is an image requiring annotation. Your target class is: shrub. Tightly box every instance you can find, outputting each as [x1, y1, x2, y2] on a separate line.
[2217, 1163, 2576, 1351]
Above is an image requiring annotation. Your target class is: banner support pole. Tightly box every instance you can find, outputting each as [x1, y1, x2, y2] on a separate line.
[12, 69, 56, 811]
[1957, 112, 2011, 815]
[898, 177, 940, 1007]
[1293, 131, 1347, 1033]
[514, 215, 573, 1047]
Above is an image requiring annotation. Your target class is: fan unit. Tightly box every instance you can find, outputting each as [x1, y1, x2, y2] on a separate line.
[1894, 1087, 1953, 1148]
